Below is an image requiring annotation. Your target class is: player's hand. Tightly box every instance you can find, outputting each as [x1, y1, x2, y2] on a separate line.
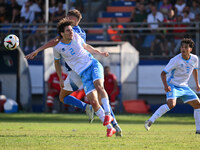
[101, 52, 109, 57]
[60, 80, 64, 89]
[25, 50, 39, 59]
[196, 85, 200, 92]
[164, 86, 171, 92]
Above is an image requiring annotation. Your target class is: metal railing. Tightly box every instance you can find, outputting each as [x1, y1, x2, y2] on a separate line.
[0, 21, 199, 59]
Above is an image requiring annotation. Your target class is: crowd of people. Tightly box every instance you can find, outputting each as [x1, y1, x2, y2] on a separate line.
[125, 0, 200, 56]
[0, 0, 84, 24]
[1, 0, 200, 57]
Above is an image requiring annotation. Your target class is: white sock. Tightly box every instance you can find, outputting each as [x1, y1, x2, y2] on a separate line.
[149, 104, 170, 123]
[95, 107, 112, 129]
[194, 108, 200, 131]
[101, 97, 111, 114]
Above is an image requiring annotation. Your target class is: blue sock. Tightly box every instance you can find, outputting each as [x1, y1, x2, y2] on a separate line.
[63, 95, 87, 110]
[102, 105, 118, 127]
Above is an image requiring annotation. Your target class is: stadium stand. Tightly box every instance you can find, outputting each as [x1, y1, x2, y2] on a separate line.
[87, 0, 135, 41]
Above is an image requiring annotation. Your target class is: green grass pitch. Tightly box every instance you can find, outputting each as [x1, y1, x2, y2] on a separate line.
[0, 113, 199, 150]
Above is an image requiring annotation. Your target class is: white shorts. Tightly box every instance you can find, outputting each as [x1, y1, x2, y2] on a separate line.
[63, 71, 83, 91]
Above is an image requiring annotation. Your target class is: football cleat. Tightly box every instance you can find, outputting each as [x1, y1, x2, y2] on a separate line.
[114, 125, 123, 137]
[85, 105, 94, 123]
[107, 127, 116, 137]
[196, 130, 200, 134]
[103, 115, 114, 126]
[144, 120, 153, 131]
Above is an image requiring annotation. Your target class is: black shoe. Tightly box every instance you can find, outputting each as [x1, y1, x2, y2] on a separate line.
[195, 131, 200, 134]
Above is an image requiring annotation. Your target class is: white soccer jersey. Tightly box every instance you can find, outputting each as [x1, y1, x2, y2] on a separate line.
[53, 32, 93, 75]
[164, 53, 199, 87]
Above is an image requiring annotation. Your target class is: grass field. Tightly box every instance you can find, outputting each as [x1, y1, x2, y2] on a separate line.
[0, 113, 199, 150]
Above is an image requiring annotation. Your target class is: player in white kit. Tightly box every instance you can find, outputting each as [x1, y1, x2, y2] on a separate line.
[54, 18, 116, 137]
[145, 38, 200, 134]
[25, 9, 122, 136]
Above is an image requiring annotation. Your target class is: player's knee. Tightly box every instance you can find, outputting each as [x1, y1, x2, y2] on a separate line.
[167, 103, 176, 109]
[193, 103, 200, 109]
[95, 85, 104, 93]
[59, 95, 64, 103]
[90, 99, 98, 106]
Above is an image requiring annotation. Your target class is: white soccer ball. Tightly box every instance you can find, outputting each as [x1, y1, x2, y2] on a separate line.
[4, 34, 19, 50]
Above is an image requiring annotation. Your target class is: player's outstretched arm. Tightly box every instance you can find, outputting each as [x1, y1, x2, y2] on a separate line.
[83, 43, 109, 57]
[25, 36, 61, 60]
[54, 59, 64, 89]
[193, 69, 200, 92]
[161, 71, 171, 92]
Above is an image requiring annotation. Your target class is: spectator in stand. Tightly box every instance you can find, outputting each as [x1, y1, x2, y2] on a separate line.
[174, 0, 186, 16]
[130, 2, 147, 24]
[16, 0, 28, 6]
[20, 2, 35, 23]
[195, 13, 200, 22]
[24, 15, 45, 52]
[150, 34, 167, 56]
[147, 5, 164, 29]
[51, 2, 65, 23]
[6, 0, 21, 22]
[182, 10, 190, 23]
[0, 4, 6, 23]
[183, 6, 195, 22]
[173, 14, 187, 54]
[49, 0, 57, 15]
[147, 4, 164, 56]
[20, 0, 41, 23]
[46, 71, 68, 113]
[11, 7, 21, 23]
[104, 66, 119, 111]
[129, 2, 147, 48]
[190, 0, 200, 16]
[163, 9, 176, 56]
[159, 0, 172, 19]
[107, 17, 124, 42]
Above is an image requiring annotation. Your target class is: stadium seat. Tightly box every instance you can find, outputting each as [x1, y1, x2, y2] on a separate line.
[87, 29, 104, 34]
[123, 100, 151, 114]
[86, 34, 105, 41]
[107, 6, 135, 12]
[97, 17, 130, 23]
[110, 1, 136, 6]
[101, 12, 131, 18]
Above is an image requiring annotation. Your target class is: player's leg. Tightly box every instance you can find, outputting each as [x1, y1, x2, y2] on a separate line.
[59, 89, 90, 111]
[87, 90, 116, 137]
[94, 79, 113, 122]
[181, 86, 200, 134]
[81, 74, 116, 137]
[145, 83, 178, 131]
[187, 100, 200, 134]
[91, 60, 113, 126]
[145, 99, 175, 131]
[101, 104, 122, 136]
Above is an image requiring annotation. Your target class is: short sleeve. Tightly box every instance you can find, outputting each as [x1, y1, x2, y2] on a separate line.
[53, 47, 61, 60]
[163, 57, 177, 73]
[75, 32, 85, 45]
[194, 56, 199, 69]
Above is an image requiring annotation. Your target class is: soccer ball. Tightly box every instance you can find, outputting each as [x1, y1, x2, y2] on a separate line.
[4, 34, 19, 50]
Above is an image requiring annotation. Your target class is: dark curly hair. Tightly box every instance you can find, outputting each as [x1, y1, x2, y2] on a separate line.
[57, 18, 73, 38]
[181, 38, 195, 48]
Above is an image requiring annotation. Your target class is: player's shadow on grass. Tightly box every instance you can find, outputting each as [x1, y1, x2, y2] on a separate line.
[0, 114, 194, 125]
[116, 119, 194, 125]
[0, 114, 92, 123]
[0, 135, 27, 137]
